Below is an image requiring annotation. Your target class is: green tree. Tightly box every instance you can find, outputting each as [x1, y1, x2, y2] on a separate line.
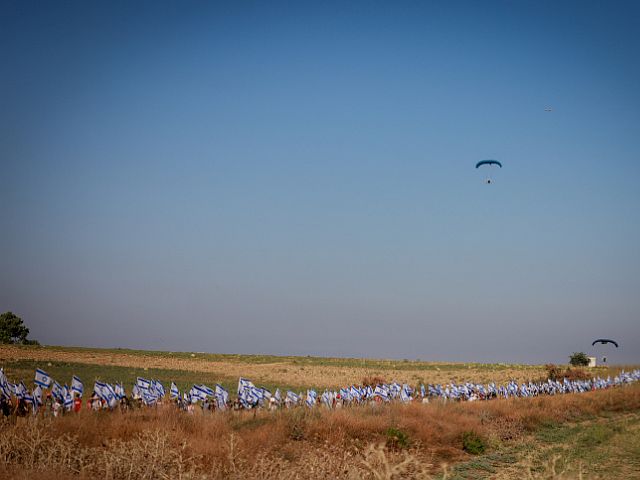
[0, 311, 38, 345]
[569, 352, 590, 367]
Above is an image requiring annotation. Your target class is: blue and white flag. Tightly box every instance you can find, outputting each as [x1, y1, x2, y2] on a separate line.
[286, 390, 300, 405]
[374, 385, 389, 401]
[34, 368, 52, 388]
[274, 388, 282, 403]
[136, 377, 151, 391]
[0, 369, 11, 398]
[305, 389, 317, 408]
[15, 382, 28, 400]
[170, 382, 180, 399]
[196, 384, 214, 398]
[321, 390, 332, 408]
[151, 380, 165, 397]
[95, 381, 118, 407]
[389, 382, 401, 398]
[339, 387, 351, 401]
[115, 383, 126, 399]
[400, 384, 412, 403]
[33, 385, 43, 405]
[63, 386, 74, 410]
[215, 384, 229, 408]
[238, 377, 255, 395]
[51, 381, 64, 402]
[71, 375, 83, 397]
[349, 386, 361, 401]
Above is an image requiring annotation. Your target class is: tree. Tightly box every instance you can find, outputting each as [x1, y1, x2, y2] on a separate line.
[569, 352, 590, 367]
[0, 312, 38, 345]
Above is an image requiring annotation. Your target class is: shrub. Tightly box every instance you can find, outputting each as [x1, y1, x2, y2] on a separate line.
[362, 376, 387, 387]
[461, 431, 486, 455]
[545, 364, 563, 381]
[545, 364, 592, 382]
[286, 410, 306, 441]
[385, 427, 411, 450]
[569, 352, 590, 367]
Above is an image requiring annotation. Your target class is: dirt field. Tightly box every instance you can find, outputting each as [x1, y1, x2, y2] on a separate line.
[1, 344, 552, 389]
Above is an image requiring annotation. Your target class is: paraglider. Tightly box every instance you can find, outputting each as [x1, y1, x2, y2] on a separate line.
[475, 160, 502, 184]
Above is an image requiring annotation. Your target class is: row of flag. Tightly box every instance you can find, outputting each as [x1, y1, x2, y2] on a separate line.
[2, 367, 640, 412]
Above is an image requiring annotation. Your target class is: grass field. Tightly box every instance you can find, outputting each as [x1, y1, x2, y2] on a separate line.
[0, 344, 600, 392]
[1, 345, 639, 479]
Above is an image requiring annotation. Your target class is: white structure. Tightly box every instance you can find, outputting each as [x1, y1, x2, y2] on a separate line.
[587, 356, 597, 368]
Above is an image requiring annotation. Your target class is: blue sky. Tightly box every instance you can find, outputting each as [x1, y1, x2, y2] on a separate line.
[1, 1, 639, 363]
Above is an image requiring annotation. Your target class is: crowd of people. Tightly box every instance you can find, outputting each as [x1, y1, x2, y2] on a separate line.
[1, 366, 639, 418]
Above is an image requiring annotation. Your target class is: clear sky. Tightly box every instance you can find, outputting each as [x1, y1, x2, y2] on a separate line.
[1, 1, 639, 364]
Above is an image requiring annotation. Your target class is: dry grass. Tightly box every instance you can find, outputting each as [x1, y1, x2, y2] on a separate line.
[1, 384, 638, 479]
[0, 344, 551, 389]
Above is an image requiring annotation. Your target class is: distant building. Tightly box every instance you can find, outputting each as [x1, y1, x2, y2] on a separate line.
[588, 356, 597, 368]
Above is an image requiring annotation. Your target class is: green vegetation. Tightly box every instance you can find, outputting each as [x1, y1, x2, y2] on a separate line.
[461, 431, 486, 455]
[569, 352, 590, 367]
[448, 411, 640, 479]
[0, 312, 38, 345]
[7, 343, 542, 372]
[386, 427, 411, 450]
[1, 359, 304, 396]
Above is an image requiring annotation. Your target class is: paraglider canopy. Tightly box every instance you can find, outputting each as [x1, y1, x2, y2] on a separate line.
[592, 339, 619, 348]
[475, 160, 502, 169]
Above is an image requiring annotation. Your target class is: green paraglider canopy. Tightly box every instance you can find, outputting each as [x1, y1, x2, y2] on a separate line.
[475, 160, 502, 168]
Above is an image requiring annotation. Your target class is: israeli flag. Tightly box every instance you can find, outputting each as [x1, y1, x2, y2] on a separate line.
[52, 381, 64, 402]
[105, 384, 118, 407]
[400, 384, 412, 403]
[390, 382, 401, 398]
[71, 375, 83, 397]
[374, 385, 389, 401]
[305, 389, 317, 408]
[115, 383, 126, 399]
[190, 385, 209, 401]
[94, 381, 117, 406]
[0, 369, 11, 398]
[24, 390, 34, 404]
[197, 384, 215, 398]
[252, 386, 264, 401]
[215, 384, 229, 408]
[35, 368, 52, 388]
[142, 391, 158, 405]
[339, 387, 350, 401]
[170, 382, 180, 399]
[274, 388, 281, 403]
[63, 386, 74, 410]
[33, 385, 43, 405]
[237, 377, 255, 397]
[365, 385, 374, 399]
[286, 390, 300, 404]
[321, 390, 332, 408]
[136, 377, 151, 391]
[15, 382, 28, 399]
[349, 386, 361, 401]
[151, 380, 165, 397]
[94, 381, 107, 399]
